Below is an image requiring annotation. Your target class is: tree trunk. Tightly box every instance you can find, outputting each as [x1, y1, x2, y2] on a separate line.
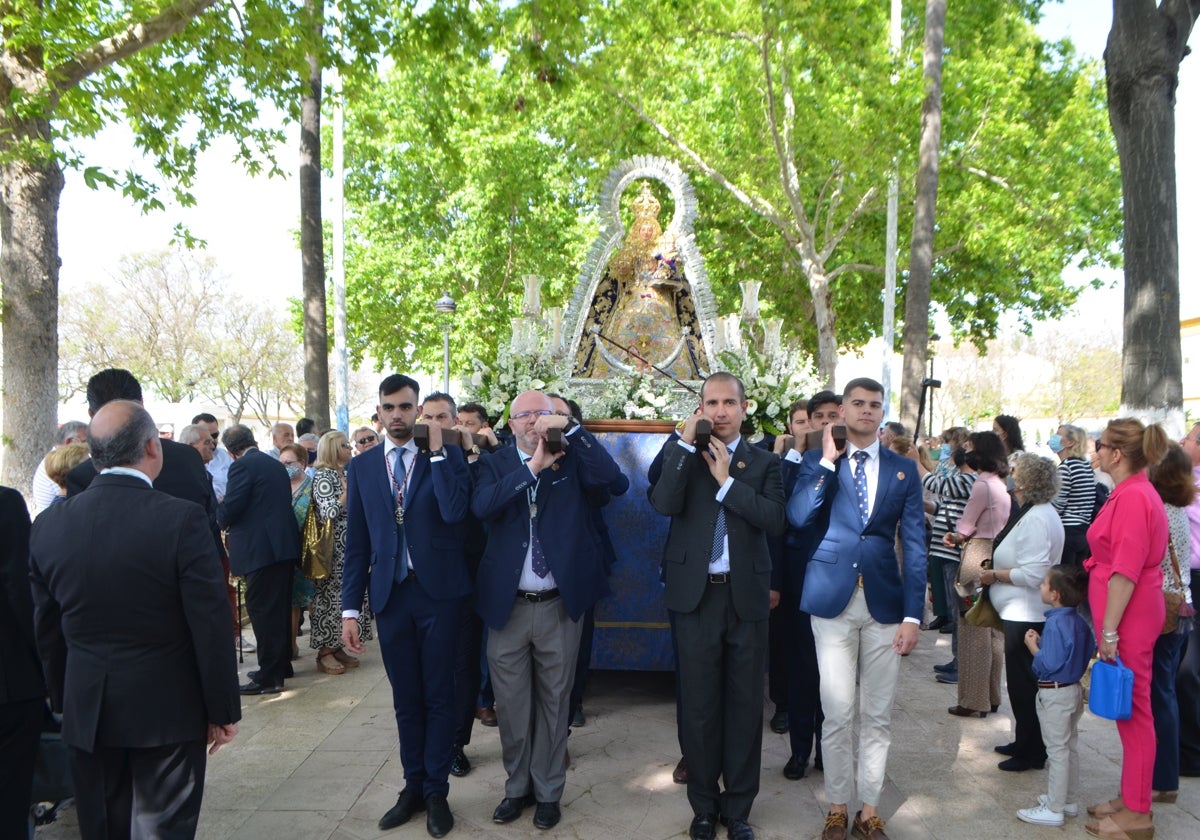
[300, 0, 330, 431]
[899, 0, 946, 436]
[1107, 0, 1197, 428]
[1, 119, 64, 496]
[803, 272, 837, 388]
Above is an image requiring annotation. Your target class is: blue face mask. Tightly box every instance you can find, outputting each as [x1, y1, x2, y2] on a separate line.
[285, 464, 303, 480]
[1047, 434, 1064, 453]
[939, 443, 951, 459]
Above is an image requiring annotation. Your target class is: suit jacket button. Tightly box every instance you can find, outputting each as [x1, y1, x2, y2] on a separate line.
[522, 542, 528, 548]
[860, 535, 866, 541]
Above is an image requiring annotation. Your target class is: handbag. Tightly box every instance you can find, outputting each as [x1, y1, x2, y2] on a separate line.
[299, 502, 335, 580]
[965, 585, 1004, 630]
[1088, 657, 1134, 720]
[1163, 542, 1195, 635]
[953, 478, 996, 601]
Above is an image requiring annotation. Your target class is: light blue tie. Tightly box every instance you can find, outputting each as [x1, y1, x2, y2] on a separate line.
[853, 450, 870, 526]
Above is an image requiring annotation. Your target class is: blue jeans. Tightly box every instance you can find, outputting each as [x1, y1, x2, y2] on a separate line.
[1151, 630, 1187, 791]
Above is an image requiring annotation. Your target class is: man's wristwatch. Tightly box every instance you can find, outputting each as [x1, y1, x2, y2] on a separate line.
[428, 447, 446, 459]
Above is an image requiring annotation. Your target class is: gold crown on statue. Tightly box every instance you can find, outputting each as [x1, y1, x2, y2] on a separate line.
[631, 181, 661, 220]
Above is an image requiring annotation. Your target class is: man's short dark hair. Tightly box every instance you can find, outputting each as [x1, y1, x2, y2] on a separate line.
[222, 424, 257, 456]
[885, 421, 907, 437]
[700, 372, 746, 401]
[458, 403, 489, 425]
[89, 401, 158, 469]
[295, 417, 316, 437]
[379, 374, 421, 399]
[788, 400, 808, 418]
[807, 390, 841, 416]
[547, 393, 583, 423]
[1045, 564, 1088, 608]
[191, 412, 218, 425]
[86, 368, 142, 415]
[842, 377, 885, 399]
[422, 392, 457, 413]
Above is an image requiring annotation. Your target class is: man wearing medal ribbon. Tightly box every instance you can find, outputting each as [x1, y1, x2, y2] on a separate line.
[471, 389, 626, 830]
[341, 374, 472, 838]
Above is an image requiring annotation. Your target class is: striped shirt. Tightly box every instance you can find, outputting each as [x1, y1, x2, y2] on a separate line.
[925, 469, 976, 565]
[1053, 457, 1095, 527]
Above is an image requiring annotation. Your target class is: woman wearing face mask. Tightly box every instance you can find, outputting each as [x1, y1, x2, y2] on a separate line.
[1050, 425, 1096, 567]
[309, 430, 374, 675]
[280, 443, 316, 660]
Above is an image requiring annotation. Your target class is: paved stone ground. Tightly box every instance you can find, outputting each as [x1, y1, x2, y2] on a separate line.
[35, 628, 1200, 839]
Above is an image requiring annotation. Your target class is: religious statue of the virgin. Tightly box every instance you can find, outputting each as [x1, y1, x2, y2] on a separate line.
[571, 181, 709, 379]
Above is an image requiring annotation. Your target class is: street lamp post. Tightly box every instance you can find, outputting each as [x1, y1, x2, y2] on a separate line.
[435, 292, 457, 394]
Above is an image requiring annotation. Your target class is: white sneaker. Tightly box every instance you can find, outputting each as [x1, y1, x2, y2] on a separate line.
[1039, 793, 1078, 817]
[1018, 802, 1064, 826]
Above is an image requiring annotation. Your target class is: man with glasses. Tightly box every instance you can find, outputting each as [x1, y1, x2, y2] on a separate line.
[190, 413, 231, 500]
[352, 427, 379, 453]
[472, 390, 625, 830]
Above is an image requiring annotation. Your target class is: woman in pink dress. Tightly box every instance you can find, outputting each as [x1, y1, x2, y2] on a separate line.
[1085, 418, 1170, 840]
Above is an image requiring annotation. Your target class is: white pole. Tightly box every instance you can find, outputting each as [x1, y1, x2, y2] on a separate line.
[331, 34, 349, 433]
[882, 0, 902, 417]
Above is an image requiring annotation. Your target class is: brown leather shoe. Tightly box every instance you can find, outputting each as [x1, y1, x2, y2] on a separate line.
[821, 811, 848, 840]
[672, 757, 688, 785]
[317, 652, 346, 675]
[331, 648, 359, 668]
[1150, 789, 1177, 804]
[852, 811, 890, 840]
[476, 706, 498, 726]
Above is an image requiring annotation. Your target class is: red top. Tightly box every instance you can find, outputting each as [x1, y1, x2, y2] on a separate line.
[1085, 471, 1167, 589]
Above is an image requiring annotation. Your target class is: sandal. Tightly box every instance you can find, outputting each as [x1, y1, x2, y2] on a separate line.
[1088, 796, 1123, 817]
[316, 651, 346, 675]
[1085, 807, 1154, 840]
[331, 648, 360, 668]
[1150, 790, 1176, 804]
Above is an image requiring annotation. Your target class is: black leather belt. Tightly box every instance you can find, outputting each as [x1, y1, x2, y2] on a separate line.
[1038, 681, 1077, 689]
[517, 588, 560, 602]
[708, 573, 730, 584]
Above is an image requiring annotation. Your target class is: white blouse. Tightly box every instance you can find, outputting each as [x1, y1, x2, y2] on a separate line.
[990, 503, 1065, 623]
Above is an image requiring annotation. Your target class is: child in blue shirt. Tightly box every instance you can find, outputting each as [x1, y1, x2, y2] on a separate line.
[1017, 564, 1095, 827]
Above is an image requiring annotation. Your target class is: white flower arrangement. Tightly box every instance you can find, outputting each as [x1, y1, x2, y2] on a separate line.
[715, 342, 820, 435]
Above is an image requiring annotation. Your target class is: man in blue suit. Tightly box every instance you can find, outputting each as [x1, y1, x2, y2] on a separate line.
[786, 378, 926, 840]
[341, 375, 471, 839]
[472, 389, 625, 831]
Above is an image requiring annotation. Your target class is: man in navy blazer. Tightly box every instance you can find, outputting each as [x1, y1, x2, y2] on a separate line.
[218, 424, 300, 695]
[471, 390, 624, 831]
[340, 375, 471, 839]
[786, 378, 926, 840]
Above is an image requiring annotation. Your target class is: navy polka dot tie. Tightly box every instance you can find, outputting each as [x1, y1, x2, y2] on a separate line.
[853, 450, 869, 526]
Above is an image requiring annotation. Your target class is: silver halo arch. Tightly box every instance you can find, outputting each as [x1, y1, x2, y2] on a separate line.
[563, 155, 717, 381]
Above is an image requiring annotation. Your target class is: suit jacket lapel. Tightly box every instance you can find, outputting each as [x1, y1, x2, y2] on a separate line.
[868, 452, 896, 527]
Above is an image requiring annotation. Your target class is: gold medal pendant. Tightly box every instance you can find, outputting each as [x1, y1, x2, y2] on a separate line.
[395, 506, 404, 525]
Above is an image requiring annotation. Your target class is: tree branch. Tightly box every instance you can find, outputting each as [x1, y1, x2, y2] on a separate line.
[817, 183, 879, 263]
[758, 25, 812, 237]
[50, 0, 221, 95]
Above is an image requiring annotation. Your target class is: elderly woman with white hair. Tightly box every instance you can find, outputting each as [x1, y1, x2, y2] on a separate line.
[981, 453, 1064, 772]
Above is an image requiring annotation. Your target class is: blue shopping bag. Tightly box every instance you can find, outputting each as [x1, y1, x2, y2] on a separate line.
[1088, 657, 1133, 721]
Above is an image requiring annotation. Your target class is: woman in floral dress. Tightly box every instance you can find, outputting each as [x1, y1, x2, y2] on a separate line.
[309, 430, 373, 674]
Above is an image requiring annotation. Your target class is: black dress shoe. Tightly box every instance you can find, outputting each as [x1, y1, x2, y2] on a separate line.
[239, 679, 283, 695]
[248, 667, 293, 682]
[947, 704, 987, 718]
[994, 742, 1016, 756]
[813, 752, 823, 772]
[726, 818, 755, 840]
[571, 707, 586, 727]
[933, 660, 957, 674]
[379, 788, 425, 830]
[673, 757, 688, 785]
[935, 672, 958, 684]
[532, 801, 561, 830]
[769, 708, 789, 734]
[425, 793, 453, 838]
[925, 616, 949, 631]
[492, 794, 534, 824]
[449, 747, 470, 778]
[689, 814, 718, 840]
[783, 755, 806, 780]
[997, 756, 1046, 772]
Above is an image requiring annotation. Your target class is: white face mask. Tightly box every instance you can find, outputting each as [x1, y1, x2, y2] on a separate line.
[285, 464, 303, 480]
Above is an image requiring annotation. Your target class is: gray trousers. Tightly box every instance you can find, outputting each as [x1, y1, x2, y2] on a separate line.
[487, 596, 583, 803]
[1036, 684, 1084, 812]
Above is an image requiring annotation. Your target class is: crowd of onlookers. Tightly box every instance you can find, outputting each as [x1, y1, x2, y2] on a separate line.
[5, 369, 1200, 840]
